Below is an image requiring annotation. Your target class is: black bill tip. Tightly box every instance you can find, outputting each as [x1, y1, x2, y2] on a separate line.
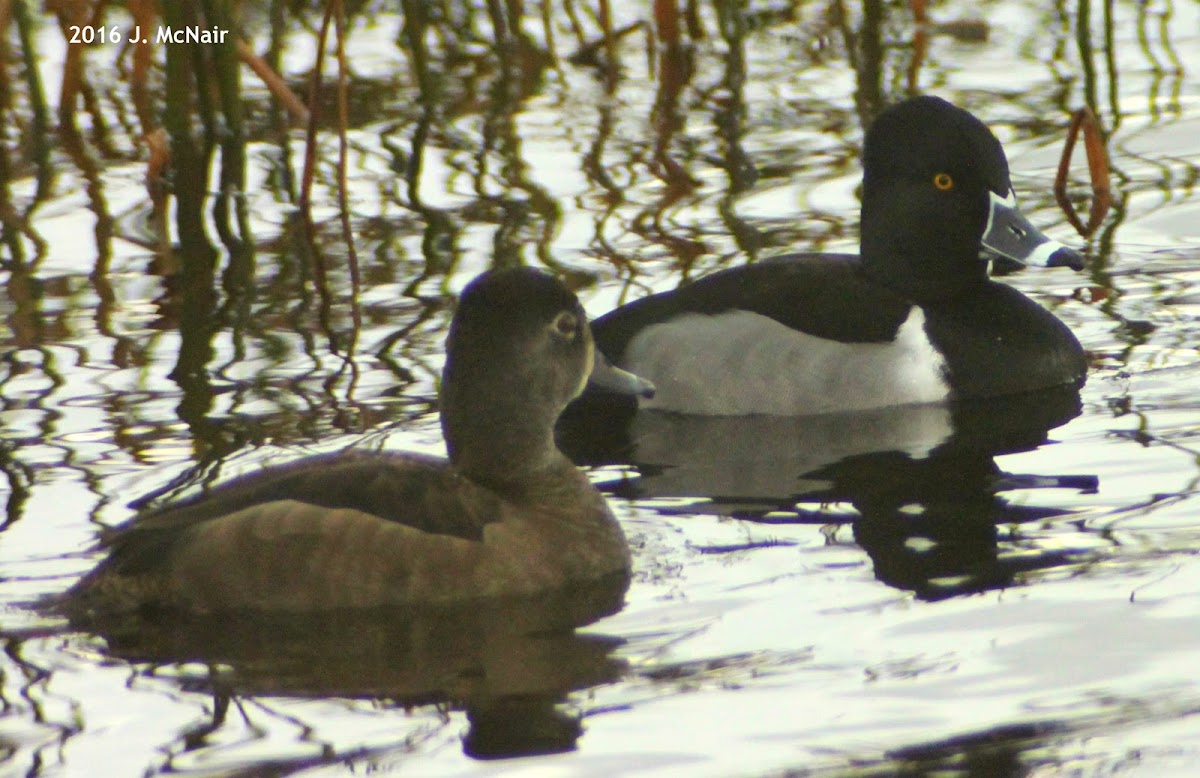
[1045, 245, 1087, 271]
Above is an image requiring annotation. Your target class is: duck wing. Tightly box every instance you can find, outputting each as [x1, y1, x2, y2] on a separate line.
[99, 450, 501, 579]
[593, 254, 913, 363]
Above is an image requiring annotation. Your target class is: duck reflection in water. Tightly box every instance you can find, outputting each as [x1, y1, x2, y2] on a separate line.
[560, 386, 1098, 601]
[84, 584, 630, 762]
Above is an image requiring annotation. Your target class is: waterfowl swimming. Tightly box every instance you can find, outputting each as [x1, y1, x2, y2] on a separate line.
[67, 268, 652, 614]
[587, 96, 1088, 416]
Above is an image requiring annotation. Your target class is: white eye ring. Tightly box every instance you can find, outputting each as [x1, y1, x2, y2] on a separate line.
[552, 312, 579, 338]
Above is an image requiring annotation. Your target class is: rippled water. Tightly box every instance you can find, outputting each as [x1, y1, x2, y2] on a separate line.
[2, 1, 1199, 776]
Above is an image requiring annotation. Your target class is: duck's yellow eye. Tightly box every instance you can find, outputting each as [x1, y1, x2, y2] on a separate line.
[933, 173, 954, 191]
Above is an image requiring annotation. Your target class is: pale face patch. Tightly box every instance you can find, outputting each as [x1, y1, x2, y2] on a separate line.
[578, 335, 595, 399]
[622, 307, 950, 415]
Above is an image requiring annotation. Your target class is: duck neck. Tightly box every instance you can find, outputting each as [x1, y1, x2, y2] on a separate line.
[440, 376, 573, 495]
[860, 190, 990, 303]
[861, 239, 989, 303]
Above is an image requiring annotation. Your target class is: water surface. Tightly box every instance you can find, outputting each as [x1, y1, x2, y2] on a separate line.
[1, 1, 1199, 775]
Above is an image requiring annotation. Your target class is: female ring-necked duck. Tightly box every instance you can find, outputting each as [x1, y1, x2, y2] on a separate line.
[587, 96, 1088, 415]
[66, 268, 653, 614]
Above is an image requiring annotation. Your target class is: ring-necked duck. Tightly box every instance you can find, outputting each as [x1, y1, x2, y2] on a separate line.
[587, 96, 1087, 415]
[66, 268, 652, 614]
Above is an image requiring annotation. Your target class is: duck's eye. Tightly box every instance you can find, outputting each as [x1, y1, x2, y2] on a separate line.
[551, 311, 579, 339]
[933, 173, 954, 191]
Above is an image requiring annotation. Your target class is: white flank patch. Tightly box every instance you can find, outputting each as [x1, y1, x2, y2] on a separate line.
[623, 307, 950, 415]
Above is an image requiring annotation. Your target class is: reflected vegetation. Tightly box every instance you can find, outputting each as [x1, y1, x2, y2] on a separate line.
[0, 0, 1197, 775]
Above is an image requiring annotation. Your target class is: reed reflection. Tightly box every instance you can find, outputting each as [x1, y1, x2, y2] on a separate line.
[560, 387, 1098, 600]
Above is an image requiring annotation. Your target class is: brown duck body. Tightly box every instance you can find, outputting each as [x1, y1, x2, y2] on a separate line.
[66, 268, 644, 615]
[70, 451, 630, 613]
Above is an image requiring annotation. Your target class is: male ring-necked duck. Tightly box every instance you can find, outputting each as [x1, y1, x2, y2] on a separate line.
[587, 96, 1088, 415]
[66, 268, 653, 614]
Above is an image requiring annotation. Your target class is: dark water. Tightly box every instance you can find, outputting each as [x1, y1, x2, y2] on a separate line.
[2, 1, 1199, 775]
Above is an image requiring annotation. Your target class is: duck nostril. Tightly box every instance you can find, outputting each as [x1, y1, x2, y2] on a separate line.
[1008, 225, 1026, 239]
